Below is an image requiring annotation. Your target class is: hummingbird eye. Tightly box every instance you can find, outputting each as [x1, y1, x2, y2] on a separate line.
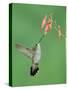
[36, 44, 37, 46]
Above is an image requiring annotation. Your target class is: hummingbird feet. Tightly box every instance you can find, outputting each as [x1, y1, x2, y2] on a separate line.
[30, 66, 39, 76]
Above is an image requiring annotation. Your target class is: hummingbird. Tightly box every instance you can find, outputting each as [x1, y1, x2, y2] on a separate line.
[16, 43, 41, 76]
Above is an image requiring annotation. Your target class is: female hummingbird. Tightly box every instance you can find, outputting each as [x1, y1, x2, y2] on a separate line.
[16, 43, 41, 76]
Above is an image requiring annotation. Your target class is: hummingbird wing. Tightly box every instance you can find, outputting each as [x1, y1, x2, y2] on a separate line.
[16, 44, 33, 59]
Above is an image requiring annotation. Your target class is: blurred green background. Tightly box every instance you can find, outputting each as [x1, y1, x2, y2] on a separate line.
[12, 3, 66, 86]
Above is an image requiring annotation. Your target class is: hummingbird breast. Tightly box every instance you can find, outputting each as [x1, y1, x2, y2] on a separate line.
[33, 44, 41, 64]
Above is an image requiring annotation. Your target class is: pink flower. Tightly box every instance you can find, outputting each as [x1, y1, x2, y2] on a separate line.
[40, 15, 52, 35]
[40, 16, 46, 32]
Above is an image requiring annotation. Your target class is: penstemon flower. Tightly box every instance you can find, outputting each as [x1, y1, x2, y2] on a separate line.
[44, 15, 52, 34]
[40, 16, 46, 32]
[40, 15, 53, 35]
[57, 25, 64, 39]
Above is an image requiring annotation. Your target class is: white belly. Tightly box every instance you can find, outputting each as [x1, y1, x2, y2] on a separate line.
[33, 43, 41, 64]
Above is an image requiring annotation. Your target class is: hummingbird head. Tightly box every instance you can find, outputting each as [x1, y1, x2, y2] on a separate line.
[37, 43, 40, 47]
[34, 43, 40, 48]
[37, 43, 41, 50]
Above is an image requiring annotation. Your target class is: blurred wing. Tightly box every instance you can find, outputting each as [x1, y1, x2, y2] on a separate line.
[16, 44, 33, 59]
